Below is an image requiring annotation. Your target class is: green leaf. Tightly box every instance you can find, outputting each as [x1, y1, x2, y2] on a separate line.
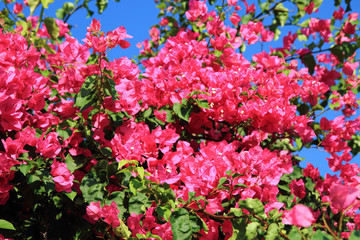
[56, 8, 65, 19]
[86, 53, 99, 65]
[19, 159, 31, 173]
[217, 177, 228, 188]
[349, 134, 360, 156]
[63, 2, 75, 13]
[41, 0, 54, 8]
[114, 220, 132, 239]
[238, 198, 267, 219]
[75, 75, 97, 112]
[57, 127, 72, 140]
[330, 45, 344, 63]
[28, 0, 40, 15]
[156, 3, 167, 9]
[349, 230, 360, 240]
[136, 167, 145, 180]
[234, 183, 249, 189]
[245, 222, 260, 239]
[288, 226, 302, 240]
[173, 102, 193, 122]
[100, 147, 113, 158]
[129, 193, 150, 215]
[305, 177, 315, 191]
[229, 217, 247, 240]
[214, 50, 222, 58]
[229, 208, 243, 217]
[342, 42, 357, 59]
[0, 219, 16, 230]
[345, 0, 351, 11]
[260, 2, 270, 13]
[196, 99, 209, 109]
[265, 223, 279, 240]
[311, 230, 333, 240]
[313, 0, 323, 8]
[241, 14, 252, 25]
[156, 205, 172, 221]
[312, 104, 324, 111]
[16, 20, 29, 36]
[80, 172, 106, 203]
[334, 0, 342, 7]
[301, 54, 316, 75]
[273, 28, 281, 41]
[65, 154, 84, 173]
[295, 137, 303, 150]
[65, 191, 77, 201]
[104, 76, 117, 101]
[281, 166, 303, 182]
[96, 0, 108, 14]
[44, 17, 60, 40]
[274, 3, 289, 27]
[170, 208, 206, 240]
[136, 232, 162, 240]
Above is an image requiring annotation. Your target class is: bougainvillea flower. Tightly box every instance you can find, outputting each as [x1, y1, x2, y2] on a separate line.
[330, 184, 360, 213]
[282, 204, 315, 227]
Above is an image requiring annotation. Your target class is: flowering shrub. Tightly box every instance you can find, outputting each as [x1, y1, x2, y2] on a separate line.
[0, 0, 360, 239]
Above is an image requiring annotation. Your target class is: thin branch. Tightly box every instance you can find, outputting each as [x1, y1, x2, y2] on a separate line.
[295, 226, 306, 240]
[285, 47, 332, 61]
[314, 108, 331, 119]
[322, 211, 340, 240]
[64, 0, 95, 23]
[4, 3, 17, 21]
[252, 0, 287, 21]
[34, 6, 45, 35]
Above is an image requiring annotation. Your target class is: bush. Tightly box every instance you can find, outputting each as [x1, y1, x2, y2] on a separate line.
[0, 0, 360, 239]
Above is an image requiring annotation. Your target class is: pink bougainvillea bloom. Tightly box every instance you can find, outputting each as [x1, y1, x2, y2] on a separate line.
[87, 18, 101, 33]
[289, 179, 306, 200]
[333, 7, 344, 20]
[320, 117, 331, 131]
[159, 17, 169, 26]
[86, 201, 101, 223]
[51, 160, 74, 193]
[227, 0, 238, 6]
[85, 201, 120, 228]
[303, 163, 320, 181]
[13, 3, 23, 14]
[343, 61, 359, 76]
[154, 110, 167, 122]
[330, 184, 360, 212]
[100, 201, 120, 228]
[230, 12, 241, 26]
[282, 204, 315, 227]
[348, 13, 359, 21]
[304, 2, 315, 14]
[343, 21, 356, 35]
[185, 0, 208, 21]
[0, 176, 14, 205]
[36, 132, 62, 159]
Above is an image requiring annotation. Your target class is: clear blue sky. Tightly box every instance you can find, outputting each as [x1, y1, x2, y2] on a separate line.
[2, 0, 360, 177]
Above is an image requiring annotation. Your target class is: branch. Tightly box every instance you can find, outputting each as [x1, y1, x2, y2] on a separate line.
[252, 0, 287, 21]
[322, 211, 340, 240]
[64, 0, 95, 23]
[285, 47, 332, 61]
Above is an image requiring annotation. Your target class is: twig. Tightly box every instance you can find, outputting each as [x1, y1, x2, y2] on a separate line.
[322, 211, 339, 240]
[285, 47, 332, 61]
[252, 0, 287, 21]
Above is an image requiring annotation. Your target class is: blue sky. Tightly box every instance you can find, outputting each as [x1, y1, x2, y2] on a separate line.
[2, 0, 360, 177]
